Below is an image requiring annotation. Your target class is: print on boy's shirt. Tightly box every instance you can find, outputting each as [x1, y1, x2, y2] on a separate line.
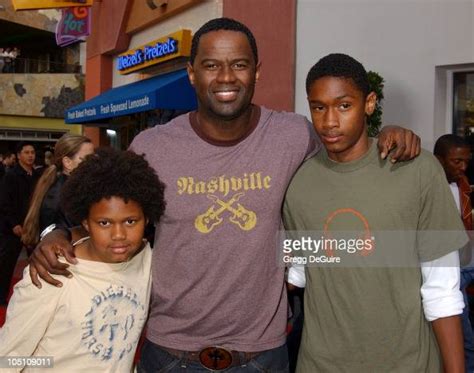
[81, 284, 147, 361]
[176, 172, 272, 234]
[323, 208, 375, 257]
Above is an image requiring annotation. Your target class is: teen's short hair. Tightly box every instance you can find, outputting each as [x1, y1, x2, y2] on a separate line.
[61, 147, 166, 224]
[190, 17, 258, 65]
[434, 134, 470, 158]
[306, 53, 370, 97]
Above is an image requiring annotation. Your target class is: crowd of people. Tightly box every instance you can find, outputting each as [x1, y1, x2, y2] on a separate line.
[0, 17, 472, 373]
[0, 47, 20, 73]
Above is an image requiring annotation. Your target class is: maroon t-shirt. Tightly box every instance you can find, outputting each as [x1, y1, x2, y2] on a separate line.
[130, 106, 319, 351]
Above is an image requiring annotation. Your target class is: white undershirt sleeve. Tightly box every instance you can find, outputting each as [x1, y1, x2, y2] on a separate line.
[420, 250, 464, 322]
[287, 264, 306, 288]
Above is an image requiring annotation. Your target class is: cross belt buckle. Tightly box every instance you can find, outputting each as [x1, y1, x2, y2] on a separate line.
[199, 346, 233, 371]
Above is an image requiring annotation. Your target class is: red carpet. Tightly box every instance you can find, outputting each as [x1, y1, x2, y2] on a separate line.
[0, 258, 28, 327]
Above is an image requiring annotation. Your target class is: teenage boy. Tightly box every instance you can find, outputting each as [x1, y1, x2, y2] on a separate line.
[284, 54, 467, 372]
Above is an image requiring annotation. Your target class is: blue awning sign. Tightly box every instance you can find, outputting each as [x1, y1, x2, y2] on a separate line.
[65, 69, 196, 124]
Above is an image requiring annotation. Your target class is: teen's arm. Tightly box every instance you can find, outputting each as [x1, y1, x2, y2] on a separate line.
[0, 266, 63, 360]
[421, 251, 464, 373]
[29, 226, 86, 288]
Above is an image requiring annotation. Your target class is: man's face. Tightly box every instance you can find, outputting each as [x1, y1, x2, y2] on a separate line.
[307, 76, 376, 162]
[4, 154, 15, 167]
[187, 30, 260, 121]
[437, 146, 471, 183]
[17, 145, 35, 168]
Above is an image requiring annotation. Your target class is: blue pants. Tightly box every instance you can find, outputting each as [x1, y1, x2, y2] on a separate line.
[137, 339, 289, 372]
[461, 268, 474, 373]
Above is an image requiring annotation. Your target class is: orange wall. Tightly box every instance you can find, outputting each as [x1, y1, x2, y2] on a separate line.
[84, 0, 131, 145]
[83, 55, 113, 146]
[223, 0, 296, 112]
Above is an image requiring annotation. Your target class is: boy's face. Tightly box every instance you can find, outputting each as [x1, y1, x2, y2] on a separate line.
[307, 76, 376, 162]
[82, 197, 146, 263]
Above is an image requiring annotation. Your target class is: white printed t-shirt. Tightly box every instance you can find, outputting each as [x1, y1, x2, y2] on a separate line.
[0, 244, 152, 373]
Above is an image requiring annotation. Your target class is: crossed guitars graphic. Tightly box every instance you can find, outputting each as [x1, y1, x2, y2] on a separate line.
[194, 192, 257, 234]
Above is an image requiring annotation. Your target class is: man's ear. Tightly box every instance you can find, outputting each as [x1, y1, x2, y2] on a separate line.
[255, 61, 262, 83]
[187, 62, 195, 87]
[365, 92, 377, 116]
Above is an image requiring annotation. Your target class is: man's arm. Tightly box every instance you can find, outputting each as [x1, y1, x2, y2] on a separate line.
[421, 251, 465, 373]
[29, 226, 86, 288]
[377, 125, 421, 162]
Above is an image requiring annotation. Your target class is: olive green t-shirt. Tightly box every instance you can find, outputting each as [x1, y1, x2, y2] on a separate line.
[283, 141, 467, 373]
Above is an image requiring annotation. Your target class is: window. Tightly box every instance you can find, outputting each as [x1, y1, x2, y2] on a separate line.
[453, 71, 474, 138]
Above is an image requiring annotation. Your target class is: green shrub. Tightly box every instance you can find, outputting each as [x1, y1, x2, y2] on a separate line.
[367, 71, 385, 137]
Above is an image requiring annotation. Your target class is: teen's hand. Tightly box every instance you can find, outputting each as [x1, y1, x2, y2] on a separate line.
[29, 229, 77, 288]
[377, 125, 421, 162]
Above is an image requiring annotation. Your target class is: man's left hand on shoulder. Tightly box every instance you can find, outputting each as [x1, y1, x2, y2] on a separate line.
[377, 125, 421, 162]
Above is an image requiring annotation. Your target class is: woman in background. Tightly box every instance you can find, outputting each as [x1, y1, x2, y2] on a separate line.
[22, 134, 93, 248]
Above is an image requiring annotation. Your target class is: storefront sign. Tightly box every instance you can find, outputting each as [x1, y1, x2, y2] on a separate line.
[56, 6, 91, 47]
[117, 29, 191, 75]
[12, 0, 92, 11]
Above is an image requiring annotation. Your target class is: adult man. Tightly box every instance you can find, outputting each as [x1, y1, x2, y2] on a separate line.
[31, 19, 419, 372]
[284, 53, 466, 372]
[0, 142, 40, 305]
[434, 134, 474, 372]
[0, 151, 16, 180]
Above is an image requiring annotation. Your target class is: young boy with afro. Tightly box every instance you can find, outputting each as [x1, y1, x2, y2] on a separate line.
[0, 148, 165, 372]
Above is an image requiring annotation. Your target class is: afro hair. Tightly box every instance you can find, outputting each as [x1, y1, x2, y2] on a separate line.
[61, 147, 166, 224]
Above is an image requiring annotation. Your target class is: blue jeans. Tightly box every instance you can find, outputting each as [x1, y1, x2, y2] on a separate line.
[137, 339, 289, 373]
[461, 268, 474, 373]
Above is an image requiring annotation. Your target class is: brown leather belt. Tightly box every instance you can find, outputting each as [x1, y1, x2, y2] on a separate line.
[159, 345, 262, 370]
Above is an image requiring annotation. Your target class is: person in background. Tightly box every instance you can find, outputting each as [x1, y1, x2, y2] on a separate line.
[0, 142, 40, 305]
[3, 47, 13, 73]
[22, 134, 93, 249]
[435, 134, 474, 372]
[44, 150, 53, 167]
[0, 48, 5, 74]
[0, 151, 16, 180]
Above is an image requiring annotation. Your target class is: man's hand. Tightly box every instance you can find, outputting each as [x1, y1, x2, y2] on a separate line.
[377, 125, 421, 162]
[29, 229, 77, 288]
[12, 225, 22, 237]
